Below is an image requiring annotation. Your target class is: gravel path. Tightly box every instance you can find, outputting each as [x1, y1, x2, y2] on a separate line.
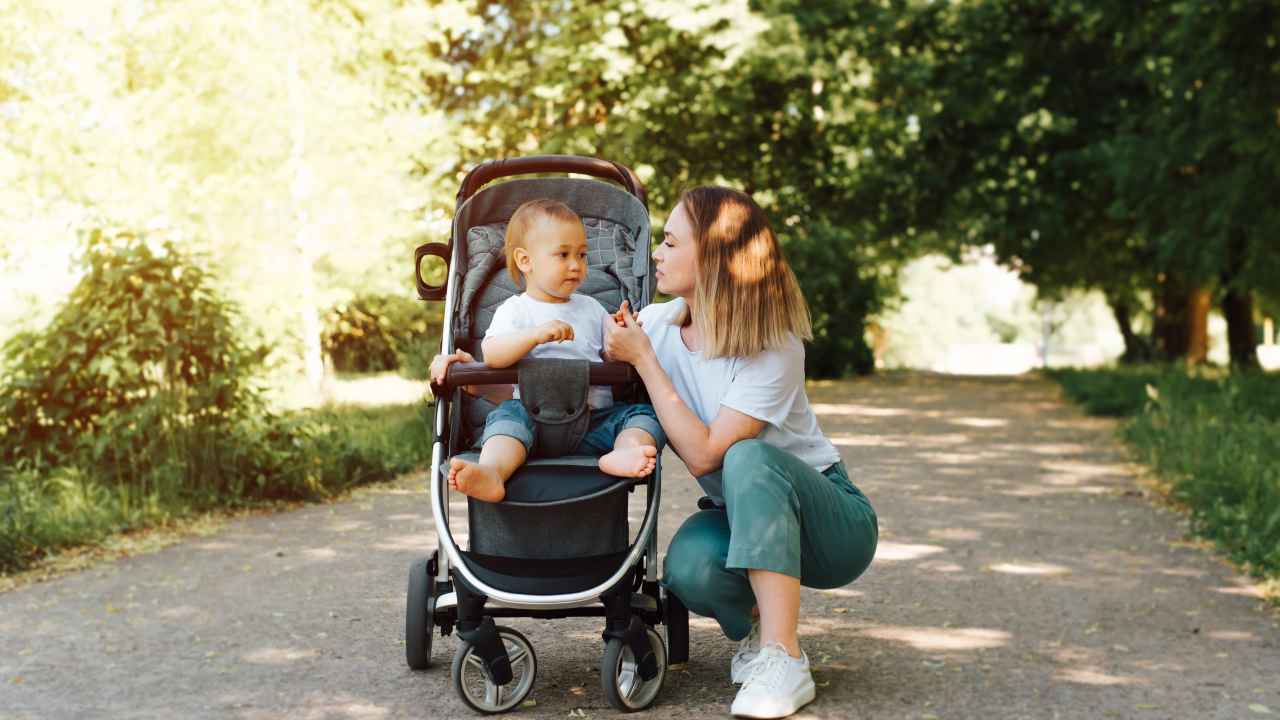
[2, 373, 1277, 720]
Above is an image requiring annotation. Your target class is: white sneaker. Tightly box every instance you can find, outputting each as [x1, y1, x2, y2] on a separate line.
[730, 643, 816, 719]
[730, 620, 761, 684]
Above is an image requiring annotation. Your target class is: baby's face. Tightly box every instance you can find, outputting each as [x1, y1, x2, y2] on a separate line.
[519, 217, 589, 302]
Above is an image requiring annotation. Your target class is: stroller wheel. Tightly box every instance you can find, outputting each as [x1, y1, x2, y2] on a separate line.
[405, 557, 435, 670]
[452, 625, 536, 714]
[601, 626, 666, 712]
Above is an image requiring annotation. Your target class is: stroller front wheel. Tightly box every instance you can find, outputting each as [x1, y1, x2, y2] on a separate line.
[452, 625, 537, 714]
[601, 626, 667, 712]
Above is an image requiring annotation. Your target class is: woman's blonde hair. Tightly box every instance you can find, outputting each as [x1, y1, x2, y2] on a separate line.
[503, 198, 583, 285]
[676, 186, 812, 358]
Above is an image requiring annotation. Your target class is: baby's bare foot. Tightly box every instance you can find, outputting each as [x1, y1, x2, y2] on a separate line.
[448, 458, 506, 502]
[599, 445, 658, 478]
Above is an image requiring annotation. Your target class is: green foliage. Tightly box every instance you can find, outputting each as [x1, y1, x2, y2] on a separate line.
[0, 402, 432, 573]
[1049, 366, 1194, 418]
[322, 294, 441, 375]
[0, 231, 265, 478]
[0, 463, 146, 574]
[1051, 367, 1280, 577]
[782, 220, 886, 377]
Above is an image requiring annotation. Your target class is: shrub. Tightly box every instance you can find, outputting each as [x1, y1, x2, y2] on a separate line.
[0, 232, 434, 574]
[0, 231, 266, 490]
[322, 294, 441, 374]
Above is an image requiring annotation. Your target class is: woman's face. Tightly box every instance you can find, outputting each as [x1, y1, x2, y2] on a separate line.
[654, 202, 697, 298]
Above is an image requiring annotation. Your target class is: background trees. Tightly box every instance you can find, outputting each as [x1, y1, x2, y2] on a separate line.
[2, 0, 1276, 384]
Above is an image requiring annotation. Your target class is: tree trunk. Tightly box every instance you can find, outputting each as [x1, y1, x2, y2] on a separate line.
[288, 11, 325, 397]
[1184, 287, 1211, 366]
[1222, 287, 1260, 370]
[1154, 273, 1189, 360]
[1107, 293, 1153, 364]
[1153, 273, 1209, 364]
[1220, 229, 1259, 370]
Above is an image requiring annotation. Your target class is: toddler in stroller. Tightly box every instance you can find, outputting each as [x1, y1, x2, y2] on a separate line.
[443, 198, 665, 504]
[408, 156, 688, 714]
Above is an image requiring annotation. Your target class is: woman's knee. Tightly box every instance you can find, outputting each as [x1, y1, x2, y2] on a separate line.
[723, 438, 771, 474]
[722, 439, 792, 503]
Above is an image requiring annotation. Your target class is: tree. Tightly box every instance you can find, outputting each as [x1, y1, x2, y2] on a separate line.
[419, 0, 910, 375]
[860, 0, 1280, 368]
[0, 0, 459, 388]
[1113, 1, 1280, 369]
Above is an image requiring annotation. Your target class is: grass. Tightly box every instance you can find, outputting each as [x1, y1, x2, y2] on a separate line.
[1048, 366, 1280, 584]
[1, 400, 433, 575]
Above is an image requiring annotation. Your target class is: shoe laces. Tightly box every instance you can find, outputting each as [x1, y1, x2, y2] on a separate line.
[741, 644, 795, 691]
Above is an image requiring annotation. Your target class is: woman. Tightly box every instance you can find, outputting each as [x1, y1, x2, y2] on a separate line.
[603, 186, 878, 719]
[431, 187, 877, 719]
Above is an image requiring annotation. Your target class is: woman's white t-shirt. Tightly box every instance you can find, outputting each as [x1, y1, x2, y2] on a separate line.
[637, 298, 840, 497]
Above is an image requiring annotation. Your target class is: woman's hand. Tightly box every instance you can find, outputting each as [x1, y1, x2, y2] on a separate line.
[603, 300, 654, 366]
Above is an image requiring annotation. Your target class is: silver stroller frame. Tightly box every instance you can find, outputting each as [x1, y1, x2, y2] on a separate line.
[408, 156, 689, 714]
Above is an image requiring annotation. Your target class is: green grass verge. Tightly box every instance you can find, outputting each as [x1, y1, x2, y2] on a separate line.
[1048, 366, 1280, 579]
[1, 401, 432, 575]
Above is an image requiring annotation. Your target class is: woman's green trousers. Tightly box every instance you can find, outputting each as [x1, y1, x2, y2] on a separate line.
[661, 439, 878, 640]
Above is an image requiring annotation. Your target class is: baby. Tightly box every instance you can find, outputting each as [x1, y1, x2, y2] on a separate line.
[442, 198, 664, 503]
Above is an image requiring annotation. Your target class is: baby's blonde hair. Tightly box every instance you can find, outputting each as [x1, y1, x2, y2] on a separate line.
[504, 199, 584, 285]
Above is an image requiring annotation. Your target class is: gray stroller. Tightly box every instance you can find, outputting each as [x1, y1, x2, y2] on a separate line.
[408, 155, 689, 713]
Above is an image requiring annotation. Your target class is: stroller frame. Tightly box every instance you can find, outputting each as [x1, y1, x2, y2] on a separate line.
[408, 156, 689, 714]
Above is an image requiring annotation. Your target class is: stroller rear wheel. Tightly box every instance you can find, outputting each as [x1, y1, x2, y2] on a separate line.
[452, 625, 537, 714]
[601, 626, 666, 712]
[405, 556, 436, 670]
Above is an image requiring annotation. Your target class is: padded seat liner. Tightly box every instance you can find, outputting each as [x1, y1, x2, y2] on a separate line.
[448, 452, 643, 506]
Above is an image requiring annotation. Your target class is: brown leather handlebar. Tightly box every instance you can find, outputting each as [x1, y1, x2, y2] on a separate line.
[457, 155, 646, 204]
[431, 361, 639, 396]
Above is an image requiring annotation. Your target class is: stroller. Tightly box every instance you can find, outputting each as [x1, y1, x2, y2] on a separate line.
[408, 155, 689, 713]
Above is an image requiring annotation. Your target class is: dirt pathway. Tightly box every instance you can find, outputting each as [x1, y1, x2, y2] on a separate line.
[2, 374, 1277, 719]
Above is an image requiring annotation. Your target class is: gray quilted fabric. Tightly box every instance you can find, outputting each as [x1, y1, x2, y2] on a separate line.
[457, 216, 643, 341]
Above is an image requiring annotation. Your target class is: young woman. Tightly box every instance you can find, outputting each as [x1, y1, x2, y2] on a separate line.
[603, 186, 878, 719]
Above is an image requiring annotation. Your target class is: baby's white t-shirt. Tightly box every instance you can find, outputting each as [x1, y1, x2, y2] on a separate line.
[485, 292, 613, 409]
[637, 298, 840, 497]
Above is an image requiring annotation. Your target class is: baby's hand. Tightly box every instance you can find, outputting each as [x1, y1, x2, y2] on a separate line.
[429, 349, 475, 387]
[537, 320, 575, 344]
[611, 300, 642, 328]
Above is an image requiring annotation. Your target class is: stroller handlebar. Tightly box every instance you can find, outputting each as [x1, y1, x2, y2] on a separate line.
[457, 155, 646, 204]
[431, 361, 639, 396]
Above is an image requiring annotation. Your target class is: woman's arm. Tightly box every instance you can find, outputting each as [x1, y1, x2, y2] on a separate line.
[606, 307, 765, 476]
[639, 357, 766, 476]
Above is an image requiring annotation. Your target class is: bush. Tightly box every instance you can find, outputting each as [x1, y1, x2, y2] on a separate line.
[0, 233, 434, 574]
[323, 294, 440, 375]
[782, 219, 887, 378]
[0, 402, 432, 573]
[0, 231, 266, 490]
[1125, 372, 1280, 574]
